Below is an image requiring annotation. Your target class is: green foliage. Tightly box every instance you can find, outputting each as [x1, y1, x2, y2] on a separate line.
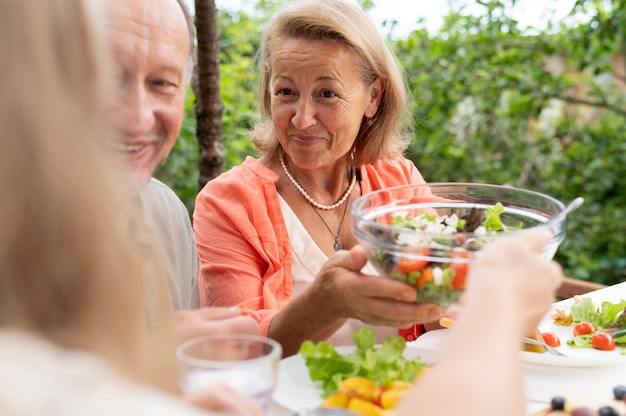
[218, 9, 262, 169]
[392, 0, 625, 284]
[156, 0, 625, 285]
[154, 90, 199, 213]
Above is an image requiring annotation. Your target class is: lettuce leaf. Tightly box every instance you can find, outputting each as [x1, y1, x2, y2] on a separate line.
[571, 298, 626, 329]
[298, 328, 428, 398]
[483, 202, 522, 233]
[567, 334, 594, 348]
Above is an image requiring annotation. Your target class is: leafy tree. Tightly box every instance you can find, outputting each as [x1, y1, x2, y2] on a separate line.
[393, 0, 625, 284]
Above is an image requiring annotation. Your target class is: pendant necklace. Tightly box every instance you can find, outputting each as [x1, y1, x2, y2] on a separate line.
[279, 150, 355, 251]
[311, 195, 350, 251]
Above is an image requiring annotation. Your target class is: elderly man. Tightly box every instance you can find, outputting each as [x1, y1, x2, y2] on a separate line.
[105, 0, 259, 342]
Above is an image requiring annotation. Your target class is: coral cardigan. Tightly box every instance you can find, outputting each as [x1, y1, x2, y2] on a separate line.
[193, 156, 427, 339]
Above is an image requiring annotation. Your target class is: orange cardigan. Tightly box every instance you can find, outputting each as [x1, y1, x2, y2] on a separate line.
[193, 156, 427, 337]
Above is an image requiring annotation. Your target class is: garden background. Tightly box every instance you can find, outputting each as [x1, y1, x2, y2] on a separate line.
[156, 0, 626, 286]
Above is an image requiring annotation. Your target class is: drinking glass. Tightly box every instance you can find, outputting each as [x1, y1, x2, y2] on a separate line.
[176, 333, 282, 410]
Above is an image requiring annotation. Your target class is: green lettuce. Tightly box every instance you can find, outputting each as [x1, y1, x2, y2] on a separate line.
[298, 328, 428, 398]
[571, 297, 626, 329]
[483, 202, 522, 233]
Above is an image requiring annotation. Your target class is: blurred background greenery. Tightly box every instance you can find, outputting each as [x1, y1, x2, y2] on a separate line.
[156, 0, 626, 286]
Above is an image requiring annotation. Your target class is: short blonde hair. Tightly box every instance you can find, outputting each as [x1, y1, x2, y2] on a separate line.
[252, 0, 413, 165]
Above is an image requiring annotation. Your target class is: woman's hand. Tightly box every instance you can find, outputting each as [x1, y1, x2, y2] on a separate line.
[172, 307, 261, 345]
[310, 245, 443, 328]
[184, 384, 263, 416]
[456, 229, 564, 338]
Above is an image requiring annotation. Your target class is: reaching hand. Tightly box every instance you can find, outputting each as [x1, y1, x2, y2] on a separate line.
[184, 383, 263, 416]
[458, 229, 564, 338]
[172, 306, 261, 345]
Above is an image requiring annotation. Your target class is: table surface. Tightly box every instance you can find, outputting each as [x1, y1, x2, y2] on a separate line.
[270, 281, 626, 416]
[524, 281, 626, 415]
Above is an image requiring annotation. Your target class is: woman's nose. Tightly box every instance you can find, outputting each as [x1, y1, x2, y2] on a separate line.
[291, 99, 317, 130]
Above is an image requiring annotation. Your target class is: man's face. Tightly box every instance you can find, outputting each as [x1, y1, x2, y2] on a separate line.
[106, 0, 190, 189]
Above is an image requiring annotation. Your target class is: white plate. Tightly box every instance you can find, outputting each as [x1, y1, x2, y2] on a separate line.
[272, 345, 440, 413]
[408, 308, 626, 368]
[525, 301, 626, 367]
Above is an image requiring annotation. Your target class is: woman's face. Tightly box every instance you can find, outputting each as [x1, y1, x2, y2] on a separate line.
[270, 38, 383, 169]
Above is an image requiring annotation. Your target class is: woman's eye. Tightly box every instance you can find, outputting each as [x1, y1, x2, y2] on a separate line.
[278, 88, 292, 96]
[321, 90, 336, 98]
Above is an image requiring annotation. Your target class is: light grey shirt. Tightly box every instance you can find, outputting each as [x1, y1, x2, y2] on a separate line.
[137, 178, 200, 310]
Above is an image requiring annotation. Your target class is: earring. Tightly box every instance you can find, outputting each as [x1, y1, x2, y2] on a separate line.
[365, 117, 373, 127]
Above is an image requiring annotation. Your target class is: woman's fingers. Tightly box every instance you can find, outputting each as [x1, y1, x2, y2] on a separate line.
[184, 384, 263, 416]
[172, 309, 261, 344]
[318, 244, 444, 327]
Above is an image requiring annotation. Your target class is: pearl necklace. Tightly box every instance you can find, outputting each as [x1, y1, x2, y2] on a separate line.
[280, 152, 357, 211]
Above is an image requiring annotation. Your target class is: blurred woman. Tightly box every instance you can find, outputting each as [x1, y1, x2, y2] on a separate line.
[194, 0, 436, 356]
[0, 0, 259, 414]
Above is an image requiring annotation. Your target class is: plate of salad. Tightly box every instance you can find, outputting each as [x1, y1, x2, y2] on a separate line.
[523, 296, 626, 367]
[272, 328, 438, 413]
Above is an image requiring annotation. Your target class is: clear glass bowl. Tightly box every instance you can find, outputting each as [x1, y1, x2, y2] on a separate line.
[351, 183, 567, 307]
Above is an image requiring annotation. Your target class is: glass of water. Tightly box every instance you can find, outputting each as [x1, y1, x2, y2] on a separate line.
[176, 333, 282, 410]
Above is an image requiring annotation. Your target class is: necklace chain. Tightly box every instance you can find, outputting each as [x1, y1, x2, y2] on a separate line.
[280, 152, 356, 211]
[310, 196, 350, 251]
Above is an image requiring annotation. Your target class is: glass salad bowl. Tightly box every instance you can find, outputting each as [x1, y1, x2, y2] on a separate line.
[351, 183, 568, 307]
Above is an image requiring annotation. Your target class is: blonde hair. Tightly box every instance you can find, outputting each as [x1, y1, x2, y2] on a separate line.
[252, 0, 414, 165]
[0, 0, 177, 394]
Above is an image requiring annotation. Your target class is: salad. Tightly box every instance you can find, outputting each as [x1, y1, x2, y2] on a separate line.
[373, 202, 521, 307]
[298, 328, 428, 403]
[551, 297, 626, 352]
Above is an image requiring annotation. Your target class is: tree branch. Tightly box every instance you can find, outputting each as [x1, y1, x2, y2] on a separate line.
[553, 94, 626, 118]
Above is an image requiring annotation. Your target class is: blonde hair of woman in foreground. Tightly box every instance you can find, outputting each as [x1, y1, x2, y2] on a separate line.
[0, 0, 563, 415]
[0, 0, 259, 414]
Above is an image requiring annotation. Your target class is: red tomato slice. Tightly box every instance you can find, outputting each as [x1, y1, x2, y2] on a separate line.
[397, 247, 430, 273]
[573, 321, 596, 337]
[375, 386, 387, 408]
[541, 332, 561, 347]
[592, 332, 616, 351]
[449, 250, 472, 290]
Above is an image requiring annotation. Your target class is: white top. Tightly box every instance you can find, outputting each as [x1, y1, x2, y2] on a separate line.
[278, 196, 398, 346]
[0, 330, 212, 416]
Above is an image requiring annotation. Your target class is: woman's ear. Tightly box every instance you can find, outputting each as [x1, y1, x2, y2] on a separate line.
[365, 77, 385, 118]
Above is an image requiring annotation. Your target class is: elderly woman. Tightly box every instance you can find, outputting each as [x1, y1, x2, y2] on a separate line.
[194, 0, 439, 356]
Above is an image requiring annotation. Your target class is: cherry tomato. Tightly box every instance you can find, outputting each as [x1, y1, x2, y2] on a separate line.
[454, 235, 467, 245]
[397, 247, 430, 273]
[541, 332, 561, 347]
[415, 267, 433, 288]
[592, 332, 616, 351]
[449, 250, 472, 290]
[573, 321, 596, 337]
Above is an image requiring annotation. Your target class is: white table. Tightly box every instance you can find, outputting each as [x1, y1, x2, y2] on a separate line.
[270, 282, 626, 416]
[524, 281, 626, 415]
